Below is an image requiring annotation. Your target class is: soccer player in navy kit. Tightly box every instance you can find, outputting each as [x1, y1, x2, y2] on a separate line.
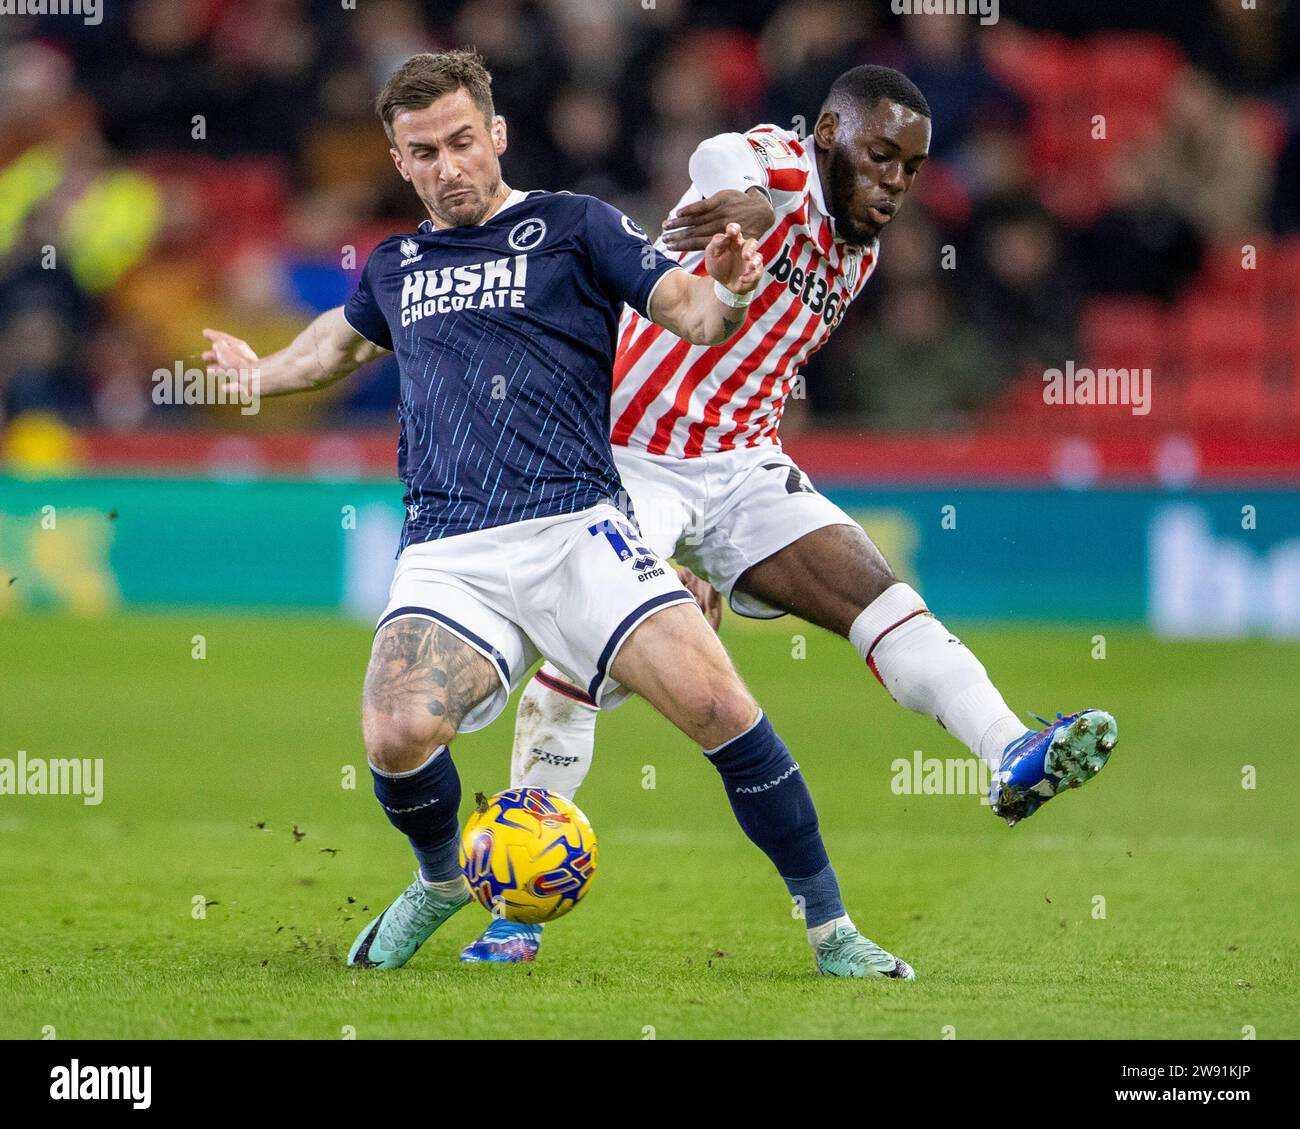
[202, 50, 914, 979]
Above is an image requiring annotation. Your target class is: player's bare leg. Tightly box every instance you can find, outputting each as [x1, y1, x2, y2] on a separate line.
[736, 524, 1116, 823]
[608, 601, 914, 979]
[609, 602, 755, 745]
[349, 618, 500, 969]
[737, 523, 895, 635]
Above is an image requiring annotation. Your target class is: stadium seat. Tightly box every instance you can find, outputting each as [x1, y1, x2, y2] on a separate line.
[1242, 99, 1289, 162]
[198, 156, 290, 246]
[1287, 363, 1300, 423]
[128, 154, 291, 255]
[1272, 313, 1300, 410]
[981, 29, 1079, 101]
[1265, 239, 1300, 316]
[1176, 297, 1268, 367]
[1183, 358, 1273, 426]
[984, 30, 1190, 226]
[1080, 298, 1165, 370]
[1088, 32, 1186, 104]
[1192, 241, 1274, 309]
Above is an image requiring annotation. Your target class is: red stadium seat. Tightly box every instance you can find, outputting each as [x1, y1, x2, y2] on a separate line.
[981, 29, 1080, 101]
[1191, 241, 1273, 309]
[1003, 374, 1053, 421]
[1093, 105, 1164, 149]
[1080, 298, 1165, 370]
[1264, 239, 1300, 316]
[1176, 297, 1268, 367]
[1286, 360, 1300, 423]
[199, 156, 290, 245]
[1183, 357, 1273, 426]
[1242, 99, 1289, 161]
[1089, 32, 1186, 105]
[985, 31, 1188, 226]
[128, 153, 290, 256]
[1271, 313, 1300, 405]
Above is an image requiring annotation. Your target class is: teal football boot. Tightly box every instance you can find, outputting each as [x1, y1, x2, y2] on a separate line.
[815, 924, 916, 980]
[347, 874, 470, 970]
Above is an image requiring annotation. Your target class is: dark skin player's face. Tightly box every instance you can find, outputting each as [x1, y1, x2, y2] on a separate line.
[814, 98, 931, 247]
[388, 89, 509, 229]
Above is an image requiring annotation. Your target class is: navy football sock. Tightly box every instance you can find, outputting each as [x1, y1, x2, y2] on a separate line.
[704, 713, 847, 928]
[370, 745, 463, 884]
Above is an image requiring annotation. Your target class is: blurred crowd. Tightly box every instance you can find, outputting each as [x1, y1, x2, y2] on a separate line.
[1, 0, 1299, 434]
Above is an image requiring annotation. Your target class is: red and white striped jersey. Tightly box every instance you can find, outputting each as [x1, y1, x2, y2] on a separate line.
[610, 125, 877, 457]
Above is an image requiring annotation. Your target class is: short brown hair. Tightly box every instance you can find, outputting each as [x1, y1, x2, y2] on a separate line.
[375, 49, 495, 145]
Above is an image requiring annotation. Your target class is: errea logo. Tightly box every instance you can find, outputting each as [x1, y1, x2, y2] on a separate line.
[400, 238, 422, 266]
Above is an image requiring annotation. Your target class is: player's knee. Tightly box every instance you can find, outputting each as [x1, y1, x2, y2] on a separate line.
[362, 706, 457, 774]
[716, 686, 761, 739]
[681, 678, 759, 746]
[869, 559, 899, 598]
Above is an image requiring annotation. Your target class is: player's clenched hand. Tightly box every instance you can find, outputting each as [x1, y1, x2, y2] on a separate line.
[201, 328, 260, 395]
[677, 565, 723, 632]
[663, 189, 775, 253]
[705, 223, 764, 296]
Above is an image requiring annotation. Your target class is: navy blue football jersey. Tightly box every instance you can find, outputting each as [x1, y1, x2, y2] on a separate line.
[343, 190, 682, 547]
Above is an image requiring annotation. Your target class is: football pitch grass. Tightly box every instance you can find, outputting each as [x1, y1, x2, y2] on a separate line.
[1, 613, 1296, 1040]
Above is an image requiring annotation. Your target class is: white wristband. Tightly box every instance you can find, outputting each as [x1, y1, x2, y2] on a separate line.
[714, 279, 754, 309]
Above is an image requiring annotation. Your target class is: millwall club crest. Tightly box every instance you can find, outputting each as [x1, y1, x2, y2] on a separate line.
[508, 218, 548, 252]
[400, 238, 422, 266]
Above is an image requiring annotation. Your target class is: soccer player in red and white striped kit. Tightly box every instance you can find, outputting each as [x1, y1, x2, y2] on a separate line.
[461, 65, 1118, 964]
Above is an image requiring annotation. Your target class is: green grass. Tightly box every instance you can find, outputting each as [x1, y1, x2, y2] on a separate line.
[1, 613, 1296, 1039]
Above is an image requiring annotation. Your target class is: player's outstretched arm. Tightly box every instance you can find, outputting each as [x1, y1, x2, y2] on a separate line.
[648, 223, 763, 346]
[662, 188, 776, 254]
[201, 307, 390, 400]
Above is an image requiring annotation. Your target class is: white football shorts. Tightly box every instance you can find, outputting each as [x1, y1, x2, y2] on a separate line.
[376, 502, 697, 731]
[612, 444, 859, 619]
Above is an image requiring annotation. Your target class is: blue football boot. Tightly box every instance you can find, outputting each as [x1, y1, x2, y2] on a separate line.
[460, 918, 543, 963]
[990, 710, 1117, 826]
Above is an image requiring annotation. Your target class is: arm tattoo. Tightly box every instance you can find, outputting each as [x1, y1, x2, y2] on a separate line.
[721, 307, 747, 336]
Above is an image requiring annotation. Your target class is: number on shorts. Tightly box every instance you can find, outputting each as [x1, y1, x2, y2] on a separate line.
[588, 517, 653, 562]
[762, 462, 815, 495]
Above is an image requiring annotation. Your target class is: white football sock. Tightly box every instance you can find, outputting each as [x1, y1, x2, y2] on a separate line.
[418, 875, 467, 899]
[808, 913, 855, 947]
[510, 664, 598, 800]
[849, 583, 1029, 770]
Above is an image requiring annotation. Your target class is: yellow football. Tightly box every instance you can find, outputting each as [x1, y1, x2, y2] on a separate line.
[460, 787, 598, 924]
